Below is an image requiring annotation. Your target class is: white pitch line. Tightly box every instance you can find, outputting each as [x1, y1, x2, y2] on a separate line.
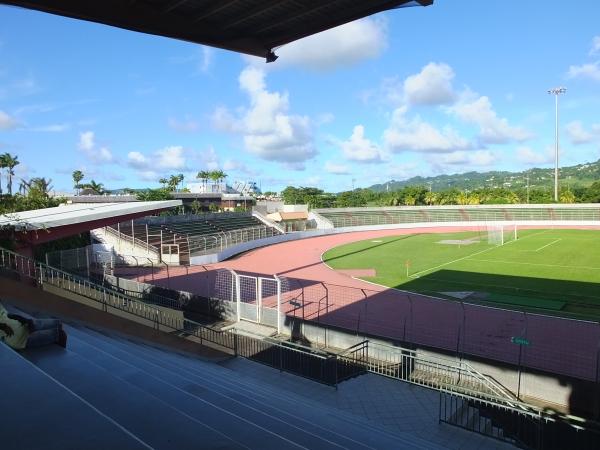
[408, 229, 549, 279]
[467, 258, 600, 271]
[534, 238, 561, 252]
[408, 246, 498, 278]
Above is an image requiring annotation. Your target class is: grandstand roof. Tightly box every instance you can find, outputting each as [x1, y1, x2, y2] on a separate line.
[267, 211, 308, 222]
[1, 0, 433, 60]
[0, 201, 181, 231]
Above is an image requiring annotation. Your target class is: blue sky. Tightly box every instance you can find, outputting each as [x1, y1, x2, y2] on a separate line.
[1, 0, 599, 193]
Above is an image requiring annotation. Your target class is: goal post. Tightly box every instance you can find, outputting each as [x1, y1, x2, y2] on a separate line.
[487, 223, 518, 246]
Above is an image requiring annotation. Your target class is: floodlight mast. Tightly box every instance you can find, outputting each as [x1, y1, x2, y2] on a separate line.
[547, 87, 566, 202]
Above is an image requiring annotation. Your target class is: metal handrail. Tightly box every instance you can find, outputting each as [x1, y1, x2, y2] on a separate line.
[105, 225, 159, 253]
[366, 341, 518, 404]
[187, 224, 278, 255]
[0, 246, 348, 387]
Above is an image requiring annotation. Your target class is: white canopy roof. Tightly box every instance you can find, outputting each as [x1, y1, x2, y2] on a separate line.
[0, 201, 181, 231]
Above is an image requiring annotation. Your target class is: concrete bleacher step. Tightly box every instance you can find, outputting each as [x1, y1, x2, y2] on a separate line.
[1, 343, 149, 450]
[22, 344, 248, 450]
[68, 324, 442, 449]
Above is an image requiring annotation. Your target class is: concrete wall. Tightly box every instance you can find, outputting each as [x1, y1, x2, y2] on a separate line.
[278, 315, 599, 416]
[190, 230, 334, 264]
[251, 211, 286, 234]
[91, 228, 159, 263]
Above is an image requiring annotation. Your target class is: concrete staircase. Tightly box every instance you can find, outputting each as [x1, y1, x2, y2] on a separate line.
[6, 318, 447, 450]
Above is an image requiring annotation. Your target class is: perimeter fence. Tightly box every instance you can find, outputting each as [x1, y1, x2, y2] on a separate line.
[274, 277, 600, 383]
[110, 262, 600, 384]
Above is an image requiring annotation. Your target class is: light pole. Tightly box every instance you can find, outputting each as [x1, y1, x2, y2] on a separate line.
[548, 87, 566, 202]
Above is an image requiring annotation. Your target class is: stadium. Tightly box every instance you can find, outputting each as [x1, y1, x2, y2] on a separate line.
[2, 1, 600, 450]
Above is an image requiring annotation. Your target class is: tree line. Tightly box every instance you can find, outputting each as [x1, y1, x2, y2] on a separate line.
[280, 183, 600, 209]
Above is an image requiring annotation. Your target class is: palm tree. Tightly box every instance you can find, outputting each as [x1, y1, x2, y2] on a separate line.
[403, 195, 417, 206]
[217, 170, 227, 188]
[0, 153, 6, 195]
[560, 190, 576, 204]
[466, 193, 480, 205]
[18, 178, 30, 195]
[424, 191, 438, 206]
[72, 170, 84, 195]
[30, 177, 53, 196]
[3, 153, 19, 195]
[197, 170, 211, 192]
[456, 192, 470, 205]
[504, 191, 519, 204]
[168, 174, 179, 191]
[158, 177, 168, 189]
[84, 180, 105, 195]
[177, 173, 184, 191]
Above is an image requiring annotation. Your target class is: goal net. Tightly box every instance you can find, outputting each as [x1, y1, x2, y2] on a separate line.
[487, 223, 518, 246]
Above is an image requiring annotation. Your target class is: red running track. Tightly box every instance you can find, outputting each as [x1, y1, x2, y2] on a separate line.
[126, 225, 600, 382]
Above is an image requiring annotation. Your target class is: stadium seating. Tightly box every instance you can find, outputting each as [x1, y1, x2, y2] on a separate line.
[3, 319, 448, 450]
[108, 214, 281, 260]
[317, 206, 600, 228]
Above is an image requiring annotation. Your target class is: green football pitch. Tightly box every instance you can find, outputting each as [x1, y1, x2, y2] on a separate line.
[322, 229, 600, 320]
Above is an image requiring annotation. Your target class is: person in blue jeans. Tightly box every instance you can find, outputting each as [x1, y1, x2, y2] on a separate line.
[0, 302, 67, 350]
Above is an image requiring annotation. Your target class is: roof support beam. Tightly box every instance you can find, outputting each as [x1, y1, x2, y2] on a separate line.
[162, 0, 189, 13]
[193, 0, 240, 22]
[223, 1, 296, 30]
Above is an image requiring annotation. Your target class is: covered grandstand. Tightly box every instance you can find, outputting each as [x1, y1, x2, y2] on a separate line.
[95, 212, 281, 265]
[313, 204, 600, 228]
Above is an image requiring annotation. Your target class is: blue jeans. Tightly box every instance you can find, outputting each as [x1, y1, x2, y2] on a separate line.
[26, 318, 60, 348]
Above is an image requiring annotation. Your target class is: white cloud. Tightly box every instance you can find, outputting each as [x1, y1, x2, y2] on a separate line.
[168, 116, 199, 133]
[169, 46, 213, 74]
[78, 131, 114, 164]
[223, 158, 256, 176]
[433, 150, 497, 167]
[325, 161, 350, 175]
[200, 46, 213, 73]
[78, 131, 95, 151]
[126, 151, 147, 169]
[30, 123, 70, 132]
[567, 62, 600, 81]
[449, 95, 531, 144]
[316, 113, 335, 126]
[386, 162, 418, 180]
[305, 176, 321, 186]
[516, 146, 553, 165]
[0, 110, 19, 130]
[565, 121, 595, 145]
[211, 106, 241, 133]
[211, 66, 316, 165]
[128, 146, 210, 175]
[247, 18, 387, 71]
[0, 74, 39, 99]
[384, 107, 472, 153]
[403, 62, 456, 106]
[339, 125, 382, 162]
[590, 36, 600, 56]
[199, 145, 220, 171]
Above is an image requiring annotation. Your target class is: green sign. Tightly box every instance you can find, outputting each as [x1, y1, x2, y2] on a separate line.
[511, 337, 530, 346]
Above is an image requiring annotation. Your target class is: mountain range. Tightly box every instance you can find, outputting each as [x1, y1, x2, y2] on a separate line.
[368, 159, 600, 192]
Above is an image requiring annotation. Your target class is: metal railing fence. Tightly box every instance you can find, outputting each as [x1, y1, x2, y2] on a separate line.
[187, 225, 278, 256]
[0, 246, 359, 388]
[6, 244, 600, 446]
[439, 390, 600, 450]
[104, 224, 159, 253]
[366, 341, 518, 404]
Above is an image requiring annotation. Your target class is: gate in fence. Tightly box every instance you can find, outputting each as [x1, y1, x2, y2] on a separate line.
[215, 270, 282, 332]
